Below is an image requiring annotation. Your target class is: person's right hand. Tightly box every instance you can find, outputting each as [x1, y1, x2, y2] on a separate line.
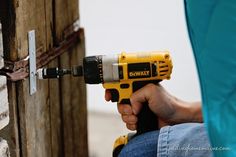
[105, 84, 202, 131]
[105, 89, 138, 130]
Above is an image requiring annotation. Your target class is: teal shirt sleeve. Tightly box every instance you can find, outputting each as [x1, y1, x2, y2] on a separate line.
[184, 0, 236, 156]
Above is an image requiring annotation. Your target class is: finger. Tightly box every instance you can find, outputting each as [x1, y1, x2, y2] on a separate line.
[105, 89, 111, 101]
[117, 104, 133, 115]
[122, 115, 138, 124]
[126, 124, 137, 131]
[130, 84, 155, 115]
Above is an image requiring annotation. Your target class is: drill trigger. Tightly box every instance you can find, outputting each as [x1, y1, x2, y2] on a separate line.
[110, 89, 119, 102]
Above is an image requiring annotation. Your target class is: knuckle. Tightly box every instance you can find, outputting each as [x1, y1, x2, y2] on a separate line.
[121, 115, 128, 123]
[146, 83, 156, 91]
[127, 124, 136, 131]
[131, 115, 138, 123]
[118, 104, 130, 114]
[122, 115, 137, 125]
[123, 105, 132, 115]
[126, 124, 133, 130]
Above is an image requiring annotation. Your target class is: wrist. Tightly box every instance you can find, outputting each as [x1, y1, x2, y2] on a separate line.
[188, 102, 203, 123]
[172, 98, 203, 123]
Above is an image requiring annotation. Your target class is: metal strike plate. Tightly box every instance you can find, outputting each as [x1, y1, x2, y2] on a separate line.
[28, 30, 37, 95]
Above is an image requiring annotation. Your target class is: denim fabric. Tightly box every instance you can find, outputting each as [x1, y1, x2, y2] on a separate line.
[119, 130, 159, 157]
[119, 123, 212, 157]
[157, 123, 212, 157]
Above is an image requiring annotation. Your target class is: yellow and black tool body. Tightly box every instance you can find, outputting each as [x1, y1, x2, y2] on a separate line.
[103, 52, 172, 104]
[37, 51, 173, 156]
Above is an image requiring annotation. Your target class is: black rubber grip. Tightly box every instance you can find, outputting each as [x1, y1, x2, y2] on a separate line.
[136, 102, 158, 135]
[132, 80, 161, 135]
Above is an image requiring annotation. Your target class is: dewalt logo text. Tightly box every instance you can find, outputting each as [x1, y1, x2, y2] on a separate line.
[129, 71, 150, 77]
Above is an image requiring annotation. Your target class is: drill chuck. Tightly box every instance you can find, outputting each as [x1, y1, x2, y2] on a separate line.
[82, 54, 120, 84]
[83, 55, 103, 84]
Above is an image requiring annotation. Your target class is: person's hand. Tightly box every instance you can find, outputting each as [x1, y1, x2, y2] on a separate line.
[105, 84, 202, 131]
[105, 89, 138, 130]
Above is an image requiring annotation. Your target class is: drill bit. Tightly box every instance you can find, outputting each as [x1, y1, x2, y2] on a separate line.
[37, 66, 83, 79]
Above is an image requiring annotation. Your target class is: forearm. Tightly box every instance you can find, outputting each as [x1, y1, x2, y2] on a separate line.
[171, 98, 203, 123]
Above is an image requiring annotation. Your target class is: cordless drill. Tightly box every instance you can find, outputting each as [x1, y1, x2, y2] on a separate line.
[37, 51, 173, 156]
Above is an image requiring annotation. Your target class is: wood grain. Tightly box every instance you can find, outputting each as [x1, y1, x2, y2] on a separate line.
[49, 60, 63, 157]
[54, 0, 88, 156]
[14, 0, 52, 156]
[70, 30, 88, 157]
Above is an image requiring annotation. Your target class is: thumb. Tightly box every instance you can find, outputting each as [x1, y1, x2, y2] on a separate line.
[130, 85, 151, 115]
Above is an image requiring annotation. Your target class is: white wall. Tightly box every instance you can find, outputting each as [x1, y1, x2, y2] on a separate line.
[80, 0, 201, 113]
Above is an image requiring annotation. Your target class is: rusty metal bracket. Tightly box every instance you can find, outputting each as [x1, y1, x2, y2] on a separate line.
[0, 19, 82, 82]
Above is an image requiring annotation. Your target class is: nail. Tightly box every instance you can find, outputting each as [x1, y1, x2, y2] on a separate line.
[124, 108, 130, 114]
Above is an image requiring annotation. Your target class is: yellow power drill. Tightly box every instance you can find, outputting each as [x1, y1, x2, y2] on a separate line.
[37, 51, 173, 156]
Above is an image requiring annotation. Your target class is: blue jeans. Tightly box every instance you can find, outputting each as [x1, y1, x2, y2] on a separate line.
[119, 123, 213, 157]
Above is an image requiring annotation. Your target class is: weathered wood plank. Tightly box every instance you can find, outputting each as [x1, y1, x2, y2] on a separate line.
[57, 36, 87, 156]
[54, 0, 79, 42]
[55, 2, 77, 154]
[15, 0, 49, 58]
[70, 30, 88, 157]
[14, 0, 52, 156]
[47, 1, 63, 156]
[17, 80, 51, 157]
[0, 0, 53, 156]
[59, 53, 74, 157]
[49, 60, 63, 157]
[54, 0, 88, 156]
